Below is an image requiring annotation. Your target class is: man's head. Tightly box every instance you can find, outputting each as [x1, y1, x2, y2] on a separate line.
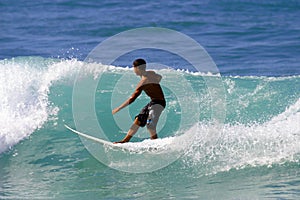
[133, 58, 146, 76]
[133, 58, 146, 69]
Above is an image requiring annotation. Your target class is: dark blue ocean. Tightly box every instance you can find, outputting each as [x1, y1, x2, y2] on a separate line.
[0, 0, 300, 199]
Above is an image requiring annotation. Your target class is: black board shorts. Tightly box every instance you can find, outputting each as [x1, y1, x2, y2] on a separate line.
[135, 100, 166, 127]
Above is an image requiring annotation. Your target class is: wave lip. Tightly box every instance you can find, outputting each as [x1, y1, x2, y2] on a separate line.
[0, 57, 81, 154]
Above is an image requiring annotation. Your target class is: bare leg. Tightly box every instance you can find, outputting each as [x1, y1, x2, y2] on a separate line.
[147, 128, 158, 140]
[114, 119, 140, 143]
[146, 104, 164, 140]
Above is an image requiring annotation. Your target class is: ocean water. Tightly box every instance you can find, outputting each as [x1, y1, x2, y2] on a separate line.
[0, 0, 300, 199]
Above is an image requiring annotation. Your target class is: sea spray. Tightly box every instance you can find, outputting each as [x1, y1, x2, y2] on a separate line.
[0, 57, 83, 153]
[182, 98, 300, 176]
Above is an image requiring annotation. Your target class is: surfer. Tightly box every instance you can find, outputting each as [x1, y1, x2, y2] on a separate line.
[112, 58, 166, 143]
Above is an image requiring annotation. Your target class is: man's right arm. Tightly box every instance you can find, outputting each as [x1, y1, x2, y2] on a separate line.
[128, 86, 142, 104]
[112, 86, 142, 114]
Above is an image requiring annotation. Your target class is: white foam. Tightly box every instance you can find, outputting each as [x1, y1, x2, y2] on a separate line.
[112, 137, 176, 154]
[182, 98, 300, 175]
[0, 58, 81, 154]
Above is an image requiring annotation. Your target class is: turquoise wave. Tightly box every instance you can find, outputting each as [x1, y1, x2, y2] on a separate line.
[0, 56, 299, 199]
[0, 56, 299, 170]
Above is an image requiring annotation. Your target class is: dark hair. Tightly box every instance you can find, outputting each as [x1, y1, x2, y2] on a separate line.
[133, 58, 146, 68]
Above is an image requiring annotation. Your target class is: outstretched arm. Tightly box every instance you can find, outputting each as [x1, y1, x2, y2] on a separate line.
[112, 86, 142, 115]
[112, 99, 130, 114]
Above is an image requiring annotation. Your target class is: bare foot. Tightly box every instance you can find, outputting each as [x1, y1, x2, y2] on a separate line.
[150, 134, 158, 140]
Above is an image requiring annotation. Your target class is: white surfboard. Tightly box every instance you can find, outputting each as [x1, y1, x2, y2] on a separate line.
[64, 124, 120, 149]
[64, 124, 170, 153]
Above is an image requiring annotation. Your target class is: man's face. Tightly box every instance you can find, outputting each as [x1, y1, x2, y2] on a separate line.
[133, 66, 141, 76]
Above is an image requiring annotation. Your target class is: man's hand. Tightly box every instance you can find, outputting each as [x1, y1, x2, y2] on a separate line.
[112, 107, 120, 115]
[112, 100, 129, 115]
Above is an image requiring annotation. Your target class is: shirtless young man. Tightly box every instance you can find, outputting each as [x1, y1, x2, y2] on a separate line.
[112, 58, 166, 143]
